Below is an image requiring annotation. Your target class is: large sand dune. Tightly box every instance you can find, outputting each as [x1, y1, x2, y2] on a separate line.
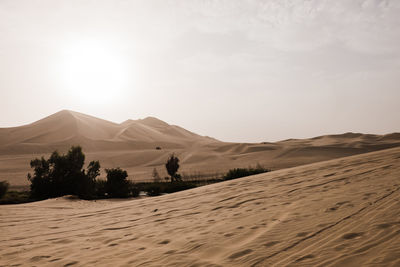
[1, 147, 400, 266]
[0, 110, 399, 187]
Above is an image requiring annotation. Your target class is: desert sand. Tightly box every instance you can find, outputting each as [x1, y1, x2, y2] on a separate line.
[1, 147, 400, 266]
[1, 110, 399, 188]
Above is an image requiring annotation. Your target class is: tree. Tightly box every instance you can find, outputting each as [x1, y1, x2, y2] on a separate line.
[152, 168, 161, 183]
[87, 161, 101, 181]
[165, 154, 180, 182]
[80, 160, 101, 198]
[105, 168, 129, 198]
[27, 146, 101, 199]
[27, 156, 51, 198]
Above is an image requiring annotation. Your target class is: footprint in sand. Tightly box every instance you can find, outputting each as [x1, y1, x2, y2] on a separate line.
[334, 243, 349, 251]
[63, 261, 79, 267]
[295, 254, 314, 262]
[326, 201, 351, 212]
[228, 249, 253, 260]
[342, 232, 364, 240]
[264, 241, 280, 247]
[158, 240, 170, 245]
[31, 255, 51, 262]
[296, 232, 308, 237]
[376, 222, 400, 229]
[363, 192, 376, 200]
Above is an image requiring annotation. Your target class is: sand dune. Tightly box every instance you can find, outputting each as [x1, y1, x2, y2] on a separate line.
[1, 147, 400, 266]
[0, 110, 214, 154]
[0, 110, 399, 187]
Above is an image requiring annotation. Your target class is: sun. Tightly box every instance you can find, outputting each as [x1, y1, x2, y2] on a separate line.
[60, 40, 128, 103]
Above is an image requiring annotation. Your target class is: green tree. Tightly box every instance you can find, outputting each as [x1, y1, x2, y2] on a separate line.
[165, 154, 180, 182]
[79, 160, 101, 198]
[27, 146, 100, 199]
[105, 168, 129, 198]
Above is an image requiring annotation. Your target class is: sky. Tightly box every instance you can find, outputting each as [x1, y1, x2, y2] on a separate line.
[0, 0, 399, 142]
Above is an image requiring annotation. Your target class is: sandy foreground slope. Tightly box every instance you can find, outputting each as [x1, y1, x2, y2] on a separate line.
[1, 147, 400, 266]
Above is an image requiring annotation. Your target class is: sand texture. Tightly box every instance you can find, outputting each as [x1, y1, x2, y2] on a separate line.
[1, 147, 400, 266]
[1, 110, 399, 187]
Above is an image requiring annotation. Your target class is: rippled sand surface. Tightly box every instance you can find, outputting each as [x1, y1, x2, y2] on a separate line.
[1, 147, 400, 266]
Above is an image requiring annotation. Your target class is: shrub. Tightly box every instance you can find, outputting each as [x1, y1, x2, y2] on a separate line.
[105, 168, 130, 198]
[145, 183, 162, 196]
[94, 179, 107, 198]
[223, 166, 271, 180]
[0, 190, 33, 204]
[128, 181, 140, 198]
[163, 181, 196, 193]
[141, 181, 197, 197]
[0, 181, 9, 199]
[27, 146, 101, 199]
[93, 178, 139, 199]
[173, 173, 182, 181]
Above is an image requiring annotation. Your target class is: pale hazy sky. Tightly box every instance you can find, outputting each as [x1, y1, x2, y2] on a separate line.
[0, 0, 399, 142]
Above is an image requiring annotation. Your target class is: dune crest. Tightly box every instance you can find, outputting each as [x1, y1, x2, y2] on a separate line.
[0, 110, 214, 153]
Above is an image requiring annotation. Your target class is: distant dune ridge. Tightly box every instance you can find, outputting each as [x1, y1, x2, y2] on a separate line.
[0, 110, 215, 154]
[0, 110, 399, 187]
[1, 147, 400, 266]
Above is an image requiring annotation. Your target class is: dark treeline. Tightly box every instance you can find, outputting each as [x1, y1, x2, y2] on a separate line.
[27, 146, 140, 200]
[0, 145, 271, 203]
[223, 165, 271, 180]
[25, 146, 189, 200]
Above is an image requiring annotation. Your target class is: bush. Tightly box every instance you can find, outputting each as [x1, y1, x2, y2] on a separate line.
[163, 181, 196, 193]
[145, 183, 162, 196]
[27, 146, 101, 199]
[0, 181, 9, 199]
[141, 181, 197, 197]
[128, 181, 140, 198]
[0, 190, 33, 204]
[93, 178, 139, 199]
[105, 168, 130, 198]
[223, 166, 271, 180]
[94, 179, 107, 198]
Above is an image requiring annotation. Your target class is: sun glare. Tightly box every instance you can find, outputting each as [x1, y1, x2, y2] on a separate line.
[60, 40, 128, 103]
